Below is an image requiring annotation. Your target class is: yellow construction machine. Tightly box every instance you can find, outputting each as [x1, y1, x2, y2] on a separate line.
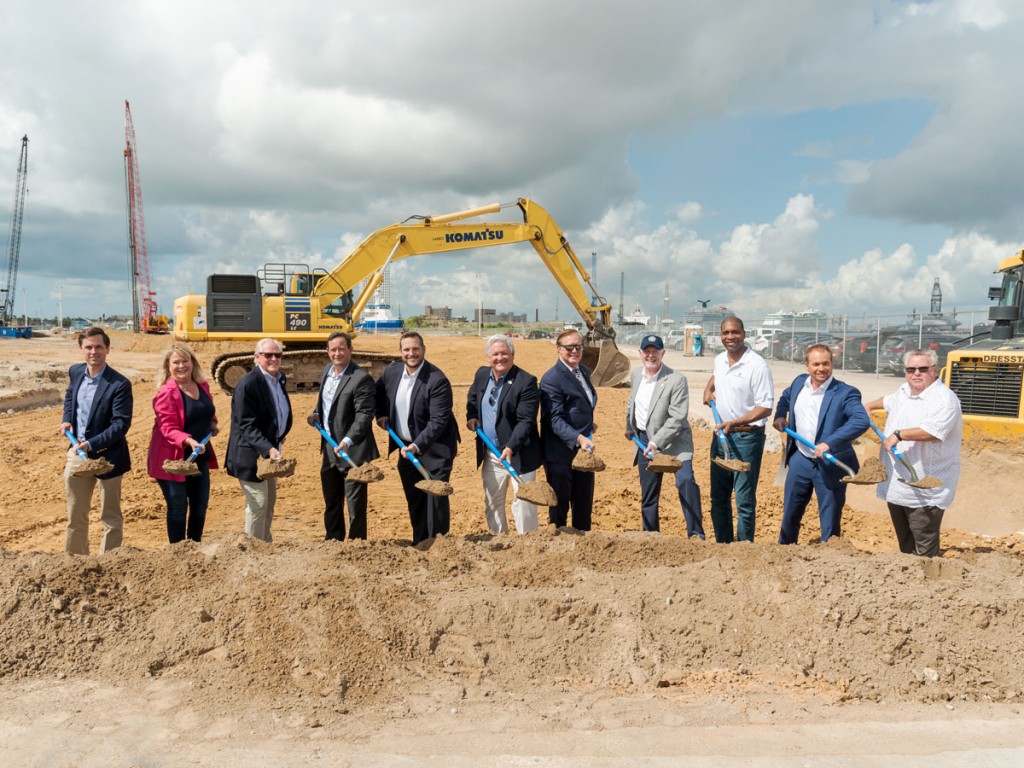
[173, 197, 630, 392]
[943, 247, 1024, 437]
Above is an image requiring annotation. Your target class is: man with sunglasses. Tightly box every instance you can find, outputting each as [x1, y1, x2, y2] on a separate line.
[226, 338, 293, 542]
[864, 349, 962, 557]
[466, 335, 542, 534]
[540, 328, 597, 530]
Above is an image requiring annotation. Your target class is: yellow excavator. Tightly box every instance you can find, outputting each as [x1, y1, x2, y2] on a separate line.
[943, 247, 1024, 437]
[172, 197, 630, 392]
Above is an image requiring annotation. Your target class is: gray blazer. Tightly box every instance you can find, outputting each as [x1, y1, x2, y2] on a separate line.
[625, 363, 694, 461]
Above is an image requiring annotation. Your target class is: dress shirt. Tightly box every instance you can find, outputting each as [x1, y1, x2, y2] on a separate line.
[395, 365, 420, 442]
[75, 365, 105, 440]
[793, 375, 832, 458]
[320, 367, 346, 442]
[481, 373, 507, 446]
[877, 379, 962, 508]
[259, 366, 290, 443]
[561, 359, 594, 406]
[633, 366, 661, 433]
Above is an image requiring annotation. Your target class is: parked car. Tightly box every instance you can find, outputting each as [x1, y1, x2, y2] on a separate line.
[525, 330, 551, 340]
[878, 332, 966, 375]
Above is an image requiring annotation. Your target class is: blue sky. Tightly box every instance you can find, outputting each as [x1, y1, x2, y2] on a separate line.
[1, 0, 1022, 328]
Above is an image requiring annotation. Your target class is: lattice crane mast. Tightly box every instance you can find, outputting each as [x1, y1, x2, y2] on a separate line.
[1, 135, 28, 327]
[124, 101, 166, 333]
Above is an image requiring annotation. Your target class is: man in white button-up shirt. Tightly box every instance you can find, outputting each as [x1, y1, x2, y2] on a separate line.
[865, 348, 962, 557]
[773, 344, 869, 544]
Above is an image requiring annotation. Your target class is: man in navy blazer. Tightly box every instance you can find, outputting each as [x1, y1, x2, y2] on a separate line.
[540, 328, 597, 531]
[466, 335, 542, 534]
[773, 343, 869, 543]
[308, 331, 379, 540]
[375, 331, 459, 544]
[60, 327, 133, 555]
[225, 338, 293, 542]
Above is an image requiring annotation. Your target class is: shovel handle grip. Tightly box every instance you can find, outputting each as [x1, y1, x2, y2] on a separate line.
[385, 424, 432, 481]
[64, 429, 88, 459]
[475, 427, 519, 480]
[186, 432, 214, 463]
[313, 421, 359, 469]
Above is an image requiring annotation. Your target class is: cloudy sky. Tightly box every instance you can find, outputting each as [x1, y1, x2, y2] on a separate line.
[1, 0, 1022, 328]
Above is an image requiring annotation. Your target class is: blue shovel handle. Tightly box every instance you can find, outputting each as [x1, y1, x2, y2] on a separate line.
[708, 400, 730, 451]
[186, 432, 214, 462]
[475, 427, 520, 481]
[385, 424, 432, 481]
[630, 434, 654, 457]
[313, 421, 358, 468]
[64, 429, 88, 459]
[869, 422, 908, 460]
[782, 426, 856, 477]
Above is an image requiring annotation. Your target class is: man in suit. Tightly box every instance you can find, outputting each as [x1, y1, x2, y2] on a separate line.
[59, 326, 133, 555]
[375, 331, 459, 544]
[466, 335, 542, 534]
[625, 334, 704, 538]
[540, 328, 597, 531]
[773, 343, 869, 543]
[308, 332, 379, 540]
[225, 338, 292, 542]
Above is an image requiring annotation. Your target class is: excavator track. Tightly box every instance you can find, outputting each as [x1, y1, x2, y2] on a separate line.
[211, 348, 400, 394]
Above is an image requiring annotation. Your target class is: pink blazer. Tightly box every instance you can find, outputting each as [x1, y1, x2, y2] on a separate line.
[147, 378, 219, 480]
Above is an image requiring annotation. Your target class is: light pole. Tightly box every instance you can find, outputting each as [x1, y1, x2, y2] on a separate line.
[477, 273, 482, 338]
[57, 284, 63, 333]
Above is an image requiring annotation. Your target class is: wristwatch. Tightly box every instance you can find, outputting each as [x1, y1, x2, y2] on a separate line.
[894, 429, 903, 442]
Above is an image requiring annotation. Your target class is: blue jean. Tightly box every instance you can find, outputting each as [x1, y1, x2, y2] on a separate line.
[157, 462, 211, 543]
[709, 428, 765, 543]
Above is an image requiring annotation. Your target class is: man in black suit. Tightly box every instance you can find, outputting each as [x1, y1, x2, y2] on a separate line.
[375, 331, 459, 544]
[59, 326, 133, 555]
[225, 338, 292, 542]
[466, 335, 542, 534]
[540, 328, 597, 531]
[308, 331, 379, 540]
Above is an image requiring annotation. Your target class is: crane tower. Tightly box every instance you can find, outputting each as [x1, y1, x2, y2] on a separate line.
[124, 101, 167, 333]
[1, 135, 29, 330]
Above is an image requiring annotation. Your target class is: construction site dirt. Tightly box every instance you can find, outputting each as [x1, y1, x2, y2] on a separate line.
[2, 331, 1024, 765]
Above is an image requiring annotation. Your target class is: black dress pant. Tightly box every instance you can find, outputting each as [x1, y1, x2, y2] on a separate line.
[398, 458, 451, 544]
[320, 451, 368, 540]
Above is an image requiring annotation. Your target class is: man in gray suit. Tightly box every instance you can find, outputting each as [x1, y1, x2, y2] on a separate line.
[308, 332, 379, 540]
[625, 334, 704, 538]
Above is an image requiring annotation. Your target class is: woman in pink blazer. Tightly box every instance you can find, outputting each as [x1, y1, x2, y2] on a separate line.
[147, 344, 219, 542]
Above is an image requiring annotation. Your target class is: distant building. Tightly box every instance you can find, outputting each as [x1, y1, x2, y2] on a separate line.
[474, 308, 526, 324]
[424, 305, 452, 322]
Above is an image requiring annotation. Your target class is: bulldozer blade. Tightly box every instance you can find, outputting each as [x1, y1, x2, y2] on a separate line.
[581, 338, 630, 388]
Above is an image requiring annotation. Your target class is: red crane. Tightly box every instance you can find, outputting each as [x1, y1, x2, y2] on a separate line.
[124, 101, 166, 333]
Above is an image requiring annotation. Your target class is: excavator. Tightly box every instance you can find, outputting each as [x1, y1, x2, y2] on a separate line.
[943, 247, 1024, 437]
[172, 197, 631, 392]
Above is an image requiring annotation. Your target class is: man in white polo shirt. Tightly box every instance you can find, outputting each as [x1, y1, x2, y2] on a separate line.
[702, 316, 774, 543]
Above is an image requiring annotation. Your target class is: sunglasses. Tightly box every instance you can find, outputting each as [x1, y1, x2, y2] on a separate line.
[559, 344, 584, 352]
[260, 352, 283, 359]
[904, 366, 933, 374]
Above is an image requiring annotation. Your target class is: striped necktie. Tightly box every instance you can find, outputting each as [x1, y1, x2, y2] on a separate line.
[573, 367, 594, 406]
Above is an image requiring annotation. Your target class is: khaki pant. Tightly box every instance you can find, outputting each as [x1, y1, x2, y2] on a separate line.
[481, 452, 538, 534]
[240, 477, 277, 542]
[64, 451, 123, 555]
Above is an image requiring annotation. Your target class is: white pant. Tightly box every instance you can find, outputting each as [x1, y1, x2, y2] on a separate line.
[240, 477, 277, 542]
[482, 453, 538, 534]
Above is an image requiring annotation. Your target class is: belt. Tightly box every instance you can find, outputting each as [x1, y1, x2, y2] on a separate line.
[729, 425, 764, 433]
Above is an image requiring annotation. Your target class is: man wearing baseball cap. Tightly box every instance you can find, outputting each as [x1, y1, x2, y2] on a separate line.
[625, 334, 704, 537]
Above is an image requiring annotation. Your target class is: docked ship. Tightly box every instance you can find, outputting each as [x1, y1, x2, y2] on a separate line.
[355, 268, 403, 332]
[620, 304, 651, 326]
[753, 308, 831, 336]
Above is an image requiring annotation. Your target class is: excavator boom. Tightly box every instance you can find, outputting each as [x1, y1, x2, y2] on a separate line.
[174, 198, 630, 390]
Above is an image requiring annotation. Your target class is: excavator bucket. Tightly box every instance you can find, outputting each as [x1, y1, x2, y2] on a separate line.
[582, 338, 631, 388]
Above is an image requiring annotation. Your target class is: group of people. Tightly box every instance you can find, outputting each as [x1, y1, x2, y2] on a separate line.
[59, 317, 963, 558]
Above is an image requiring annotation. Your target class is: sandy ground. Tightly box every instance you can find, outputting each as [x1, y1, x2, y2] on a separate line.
[2, 331, 1024, 766]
